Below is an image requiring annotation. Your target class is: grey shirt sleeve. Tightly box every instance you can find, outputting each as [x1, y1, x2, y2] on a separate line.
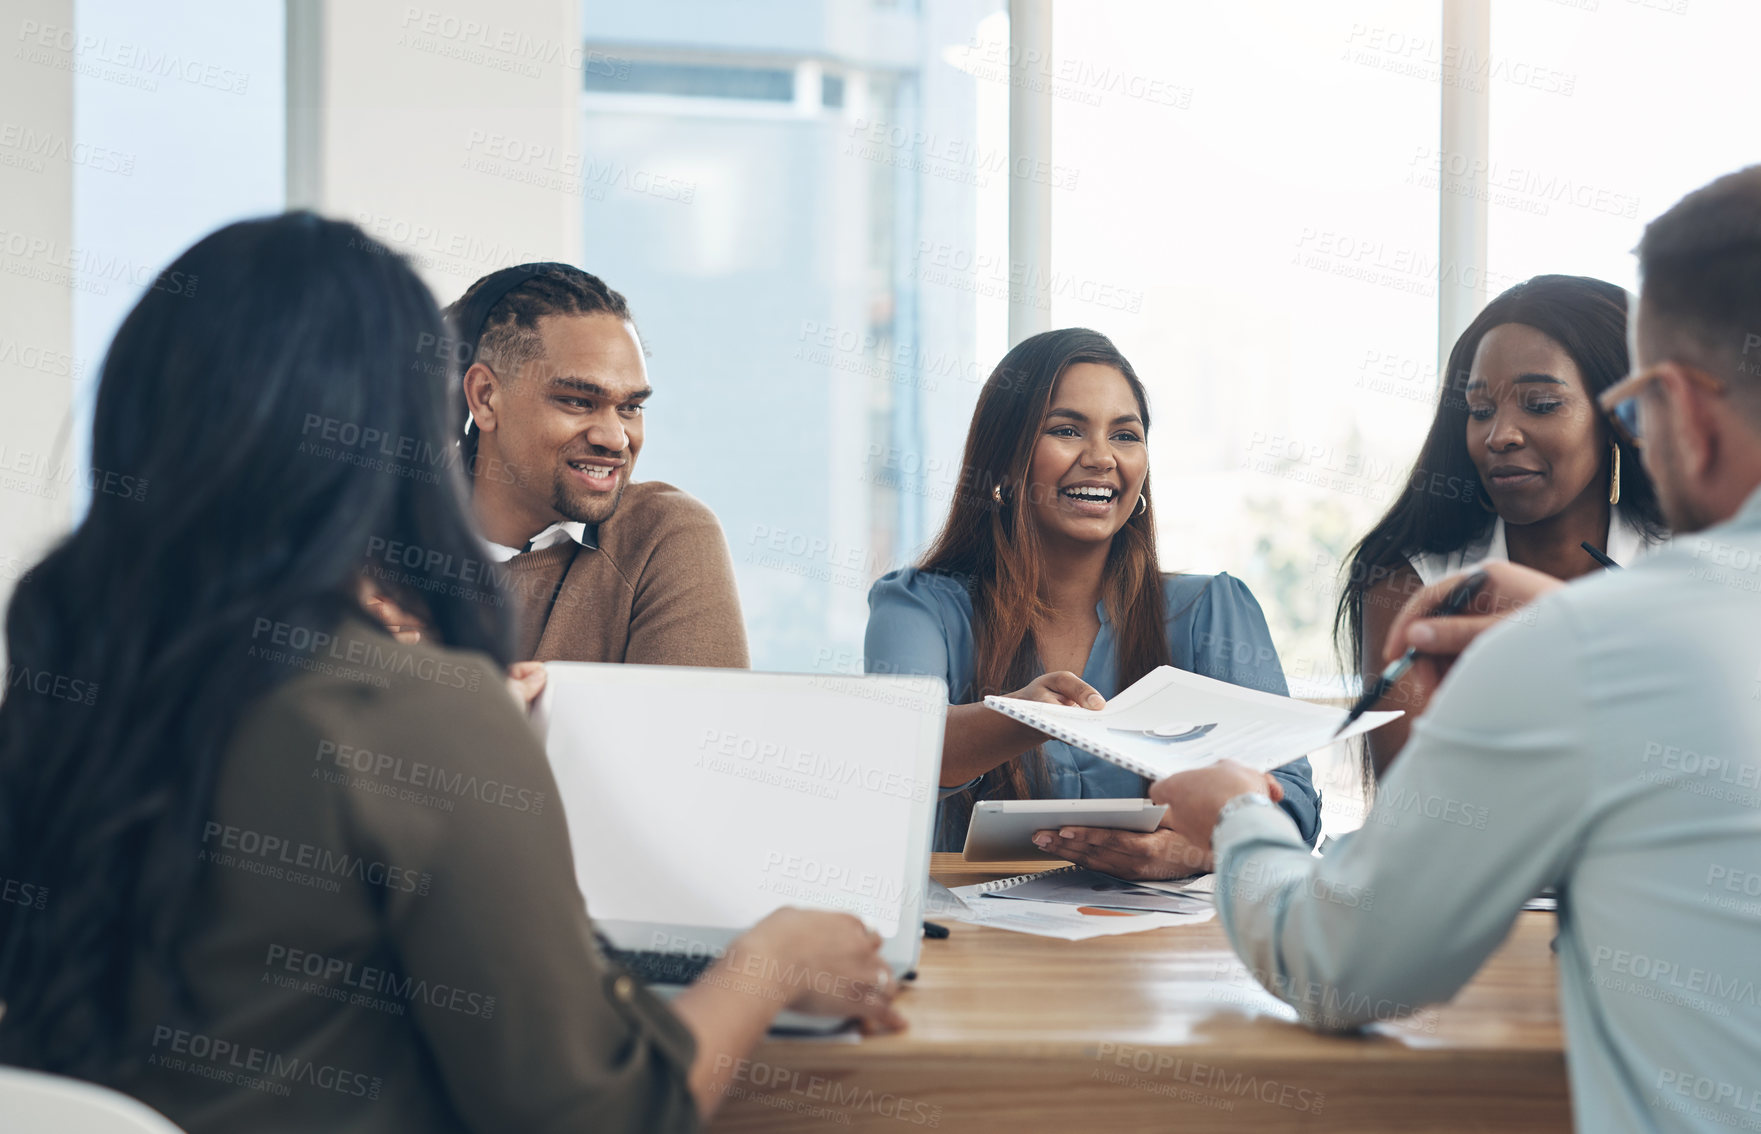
[1212, 596, 1591, 1030]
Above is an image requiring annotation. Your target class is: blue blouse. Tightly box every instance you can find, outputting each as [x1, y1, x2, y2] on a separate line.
[864, 568, 1321, 853]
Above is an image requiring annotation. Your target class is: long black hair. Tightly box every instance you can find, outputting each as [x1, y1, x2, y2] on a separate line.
[0, 213, 513, 1077]
[1334, 274, 1666, 782]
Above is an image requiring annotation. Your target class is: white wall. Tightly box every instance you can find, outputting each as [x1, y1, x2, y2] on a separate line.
[0, 1, 78, 625]
[0, 0, 586, 633]
[307, 0, 584, 305]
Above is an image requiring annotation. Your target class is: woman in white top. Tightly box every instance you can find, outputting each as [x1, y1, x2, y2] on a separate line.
[1337, 274, 1668, 780]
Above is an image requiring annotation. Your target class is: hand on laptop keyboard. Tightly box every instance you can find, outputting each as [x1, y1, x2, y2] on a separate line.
[603, 947, 717, 987]
[725, 909, 907, 1034]
[602, 909, 905, 1034]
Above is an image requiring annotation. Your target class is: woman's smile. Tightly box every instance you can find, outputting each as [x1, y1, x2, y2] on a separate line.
[1026, 362, 1148, 545]
[1058, 479, 1121, 517]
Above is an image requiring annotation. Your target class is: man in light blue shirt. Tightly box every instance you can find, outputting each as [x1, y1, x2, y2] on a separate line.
[1155, 165, 1761, 1133]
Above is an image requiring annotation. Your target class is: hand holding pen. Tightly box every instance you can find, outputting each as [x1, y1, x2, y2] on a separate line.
[1382, 560, 1568, 670]
[1335, 569, 1490, 737]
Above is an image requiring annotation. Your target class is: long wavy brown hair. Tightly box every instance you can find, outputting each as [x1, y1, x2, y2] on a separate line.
[920, 328, 1169, 827]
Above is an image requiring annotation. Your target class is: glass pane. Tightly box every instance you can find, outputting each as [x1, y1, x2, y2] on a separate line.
[582, 61, 796, 101]
[1050, 0, 1442, 690]
[582, 0, 1007, 671]
[68, 0, 286, 511]
[1488, 0, 1761, 290]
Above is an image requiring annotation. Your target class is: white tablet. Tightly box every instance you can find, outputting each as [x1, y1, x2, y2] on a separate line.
[962, 798, 1168, 861]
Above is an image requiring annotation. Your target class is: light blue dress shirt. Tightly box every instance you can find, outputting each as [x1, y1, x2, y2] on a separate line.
[864, 568, 1321, 852]
[1212, 485, 1761, 1134]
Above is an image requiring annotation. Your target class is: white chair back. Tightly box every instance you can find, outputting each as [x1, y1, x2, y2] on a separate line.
[0, 1066, 187, 1133]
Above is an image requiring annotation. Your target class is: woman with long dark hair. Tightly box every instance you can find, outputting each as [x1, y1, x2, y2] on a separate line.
[1335, 274, 1668, 782]
[865, 328, 1319, 880]
[0, 214, 898, 1131]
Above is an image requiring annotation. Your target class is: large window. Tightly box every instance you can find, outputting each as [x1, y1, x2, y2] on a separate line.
[580, 0, 1761, 719]
[1050, 1, 1441, 691]
[67, 0, 286, 503]
[1485, 0, 1761, 289]
[26, 0, 1761, 831]
[580, 0, 1007, 672]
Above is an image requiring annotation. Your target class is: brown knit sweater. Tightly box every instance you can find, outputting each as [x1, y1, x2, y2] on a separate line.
[499, 480, 749, 667]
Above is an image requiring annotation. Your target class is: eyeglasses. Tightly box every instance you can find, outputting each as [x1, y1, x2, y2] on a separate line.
[1598, 362, 1726, 448]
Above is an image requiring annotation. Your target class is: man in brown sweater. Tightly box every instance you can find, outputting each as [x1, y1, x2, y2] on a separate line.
[448, 264, 748, 667]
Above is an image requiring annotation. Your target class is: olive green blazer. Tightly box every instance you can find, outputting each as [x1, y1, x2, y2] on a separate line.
[119, 615, 698, 1133]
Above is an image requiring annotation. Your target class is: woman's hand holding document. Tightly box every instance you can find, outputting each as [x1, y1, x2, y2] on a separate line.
[1148, 563, 1557, 860]
[982, 665, 1401, 781]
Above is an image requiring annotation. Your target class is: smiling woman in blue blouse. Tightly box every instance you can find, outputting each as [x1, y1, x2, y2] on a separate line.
[865, 328, 1319, 880]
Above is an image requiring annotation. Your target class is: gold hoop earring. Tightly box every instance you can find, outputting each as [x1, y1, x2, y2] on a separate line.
[1608, 440, 1622, 506]
[1135, 494, 1147, 516]
[991, 483, 1005, 507]
[1477, 484, 1497, 513]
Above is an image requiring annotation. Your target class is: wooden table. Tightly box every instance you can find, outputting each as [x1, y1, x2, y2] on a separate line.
[709, 854, 1570, 1132]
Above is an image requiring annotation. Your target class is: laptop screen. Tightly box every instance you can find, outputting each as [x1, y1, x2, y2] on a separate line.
[539, 665, 946, 939]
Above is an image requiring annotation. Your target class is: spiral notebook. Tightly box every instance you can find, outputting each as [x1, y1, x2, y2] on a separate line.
[976, 866, 1211, 914]
[983, 665, 1399, 781]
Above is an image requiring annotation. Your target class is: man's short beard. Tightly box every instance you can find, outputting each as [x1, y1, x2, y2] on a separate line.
[551, 472, 625, 525]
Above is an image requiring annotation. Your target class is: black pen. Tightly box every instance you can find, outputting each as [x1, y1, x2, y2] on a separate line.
[922, 920, 950, 939]
[1333, 569, 1491, 737]
[1581, 541, 1621, 570]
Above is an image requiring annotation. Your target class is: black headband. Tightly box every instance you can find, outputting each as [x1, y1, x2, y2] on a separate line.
[453, 261, 579, 435]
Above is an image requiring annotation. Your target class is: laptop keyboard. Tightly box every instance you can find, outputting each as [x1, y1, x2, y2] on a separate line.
[603, 947, 717, 986]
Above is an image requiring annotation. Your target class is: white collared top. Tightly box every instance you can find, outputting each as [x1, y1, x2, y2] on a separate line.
[1408, 503, 1664, 586]
[485, 521, 591, 563]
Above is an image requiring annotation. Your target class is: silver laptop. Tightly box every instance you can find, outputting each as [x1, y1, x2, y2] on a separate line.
[536, 664, 947, 1031]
